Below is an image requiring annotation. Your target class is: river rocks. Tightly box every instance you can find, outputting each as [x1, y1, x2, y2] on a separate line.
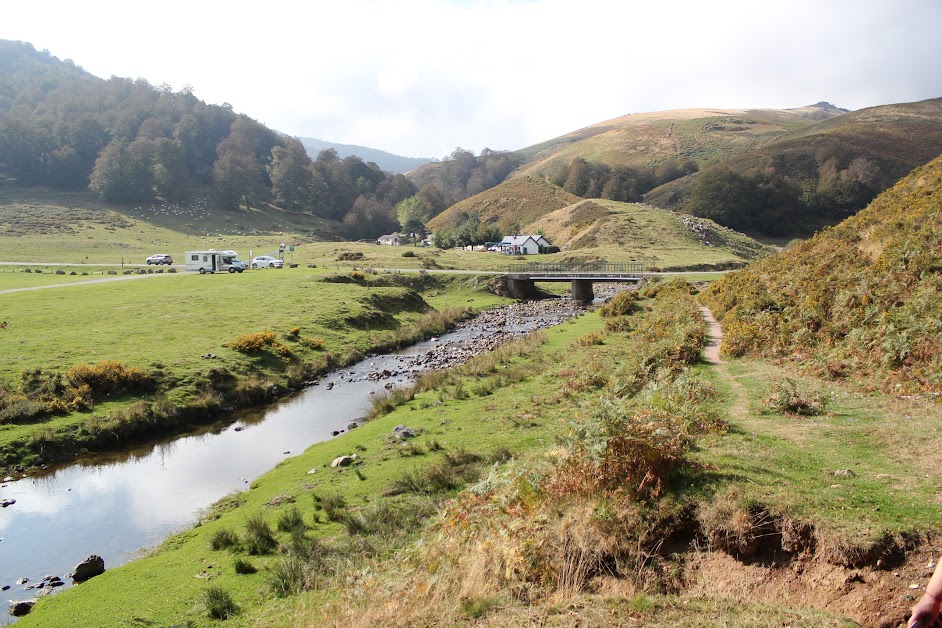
[71, 554, 105, 583]
[8, 600, 35, 617]
[347, 422, 359, 430]
[330, 454, 358, 468]
[1, 498, 15, 508]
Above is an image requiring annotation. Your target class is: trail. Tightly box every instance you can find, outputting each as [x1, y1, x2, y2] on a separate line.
[699, 305, 750, 421]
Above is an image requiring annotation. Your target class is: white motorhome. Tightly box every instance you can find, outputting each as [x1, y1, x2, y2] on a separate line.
[184, 250, 246, 274]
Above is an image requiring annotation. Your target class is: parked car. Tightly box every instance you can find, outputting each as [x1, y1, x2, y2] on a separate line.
[251, 255, 283, 269]
[146, 254, 173, 265]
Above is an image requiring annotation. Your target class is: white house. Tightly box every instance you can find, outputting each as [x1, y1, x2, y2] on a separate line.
[377, 233, 407, 246]
[499, 234, 551, 255]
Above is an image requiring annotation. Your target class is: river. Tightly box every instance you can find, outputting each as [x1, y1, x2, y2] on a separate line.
[0, 299, 581, 614]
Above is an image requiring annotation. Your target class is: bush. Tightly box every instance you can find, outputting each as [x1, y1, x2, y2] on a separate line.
[401, 250, 416, 257]
[243, 514, 277, 555]
[209, 527, 240, 551]
[277, 506, 305, 533]
[266, 553, 308, 598]
[233, 557, 257, 575]
[225, 330, 278, 353]
[762, 377, 828, 416]
[336, 251, 364, 261]
[203, 586, 238, 620]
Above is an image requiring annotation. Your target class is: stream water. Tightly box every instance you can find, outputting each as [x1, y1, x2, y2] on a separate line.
[0, 300, 580, 611]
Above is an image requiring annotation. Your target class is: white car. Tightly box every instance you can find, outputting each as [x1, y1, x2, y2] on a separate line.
[251, 255, 283, 269]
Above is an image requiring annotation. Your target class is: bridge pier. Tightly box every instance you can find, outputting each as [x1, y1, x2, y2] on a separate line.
[506, 277, 537, 299]
[571, 279, 594, 303]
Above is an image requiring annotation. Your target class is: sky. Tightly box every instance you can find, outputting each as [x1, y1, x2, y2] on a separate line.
[3, 0, 942, 159]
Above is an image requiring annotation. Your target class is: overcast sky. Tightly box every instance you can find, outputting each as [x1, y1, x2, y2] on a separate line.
[4, 0, 942, 158]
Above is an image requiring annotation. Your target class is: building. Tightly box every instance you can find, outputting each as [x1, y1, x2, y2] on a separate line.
[377, 233, 407, 246]
[498, 234, 551, 255]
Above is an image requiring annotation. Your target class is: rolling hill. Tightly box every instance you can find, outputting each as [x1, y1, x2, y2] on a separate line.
[428, 175, 773, 270]
[511, 103, 845, 178]
[644, 98, 942, 220]
[701, 149, 942, 393]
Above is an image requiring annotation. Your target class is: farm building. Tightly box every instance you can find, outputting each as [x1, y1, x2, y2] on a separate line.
[499, 234, 551, 255]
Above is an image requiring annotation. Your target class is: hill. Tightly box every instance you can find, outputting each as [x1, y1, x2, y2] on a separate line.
[512, 104, 842, 178]
[427, 176, 773, 269]
[426, 175, 580, 232]
[644, 98, 942, 235]
[529, 198, 773, 269]
[701, 149, 942, 393]
[296, 137, 435, 174]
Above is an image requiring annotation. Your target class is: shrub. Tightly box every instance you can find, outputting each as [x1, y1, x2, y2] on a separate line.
[401, 250, 416, 257]
[243, 514, 277, 555]
[578, 331, 604, 346]
[302, 337, 325, 350]
[599, 289, 638, 317]
[267, 553, 308, 597]
[336, 251, 364, 261]
[203, 586, 238, 620]
[226, 330, 278, 353]
[277, 506, 305, 533]
[64, 360, 154, 397]
[209, 527, 240, 551]
[762, 377, 828, 416]
[233, 557, 257, 574]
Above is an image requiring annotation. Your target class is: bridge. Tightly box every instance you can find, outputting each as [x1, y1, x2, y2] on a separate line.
[504, 262, 645, 302]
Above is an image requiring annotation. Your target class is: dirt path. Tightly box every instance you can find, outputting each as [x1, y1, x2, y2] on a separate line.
[699, 306, 723, 365]
[700, 305, 754, 423]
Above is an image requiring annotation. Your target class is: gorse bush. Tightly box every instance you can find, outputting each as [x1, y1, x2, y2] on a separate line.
[225, 330, 278, 353]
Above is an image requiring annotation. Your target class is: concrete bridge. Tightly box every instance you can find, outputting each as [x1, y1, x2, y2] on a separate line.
[504, 262, 645, 301]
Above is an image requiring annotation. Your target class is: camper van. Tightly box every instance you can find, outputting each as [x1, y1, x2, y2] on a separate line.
[184, 250, 247, 274]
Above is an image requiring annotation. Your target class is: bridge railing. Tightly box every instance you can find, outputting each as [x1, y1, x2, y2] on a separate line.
[508, 262, 645, 275]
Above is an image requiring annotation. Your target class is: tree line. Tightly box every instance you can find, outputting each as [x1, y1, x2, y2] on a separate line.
[0, 41, 430, 238]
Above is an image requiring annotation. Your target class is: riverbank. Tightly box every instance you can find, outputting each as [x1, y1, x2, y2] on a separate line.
[0, 270, 509, 472]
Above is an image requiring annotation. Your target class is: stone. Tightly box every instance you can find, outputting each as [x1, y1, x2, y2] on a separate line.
[330, 454, 358, 468]
[9, 600, 35, 617]
[71, 554, 105, 583]
[0, 498, 15, 508]
[392, 425, 416, 440]
[833, 469, 855, 477]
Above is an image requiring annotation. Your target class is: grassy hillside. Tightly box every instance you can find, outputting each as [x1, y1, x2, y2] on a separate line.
[529, 198, 773, 269]
[511, 106, 831, 178]
[701, 150, 942, 393]
[426, 175, 581, 232]
[427, 176, 773, 270]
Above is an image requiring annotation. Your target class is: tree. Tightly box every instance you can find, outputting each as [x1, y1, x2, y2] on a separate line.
[152, 138, 189, 201]
[213, 150, 264, 210]
[268, 140, 314, 210]
[396, 196, 430, 245]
